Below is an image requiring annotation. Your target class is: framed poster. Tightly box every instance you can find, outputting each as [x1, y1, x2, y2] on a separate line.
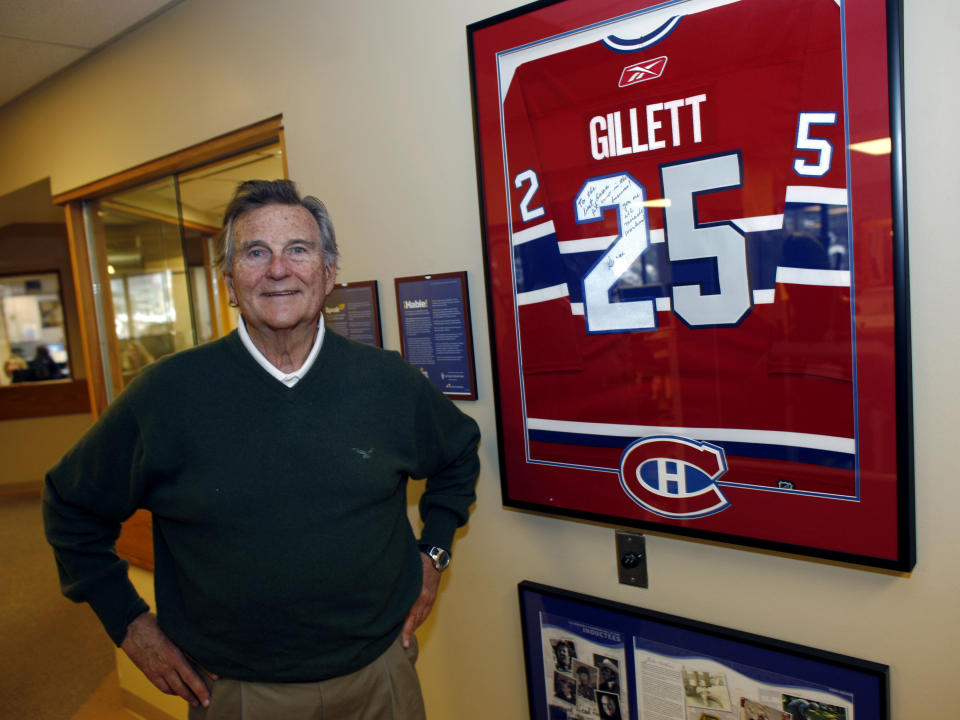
[395, 272, 478, 400]
[468, 0, 913, 569]
[519, 581, 889, 720]
[325, 280, 383, 347]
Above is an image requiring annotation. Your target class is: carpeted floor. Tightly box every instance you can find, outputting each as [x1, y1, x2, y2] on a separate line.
[0, 493, 116, 720]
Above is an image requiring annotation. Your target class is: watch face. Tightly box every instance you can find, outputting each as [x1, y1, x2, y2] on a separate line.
[431, 547, 450, 570]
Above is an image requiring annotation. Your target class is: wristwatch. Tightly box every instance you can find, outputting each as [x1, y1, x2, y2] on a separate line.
[418, 543, 451, 573]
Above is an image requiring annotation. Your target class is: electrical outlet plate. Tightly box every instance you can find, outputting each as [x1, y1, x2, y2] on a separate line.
[615, 530, 648, 588]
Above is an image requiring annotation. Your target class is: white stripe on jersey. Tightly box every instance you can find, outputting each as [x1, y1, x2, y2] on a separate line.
[777, 267, 851, 286]
[785, 185, 848, 205]
[575, 289, 817, 311]
[527, 417, 855, 454]
[556, 219, 775, 253]
[517, 283, 569, 306]
[558, 235, 617, 254]
[733, 214, 784, 233]
[512, 220, 556, 246]
[573, 297, 671, 315]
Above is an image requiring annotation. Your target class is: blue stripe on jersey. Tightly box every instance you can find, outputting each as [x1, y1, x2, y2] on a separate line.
[528, 429, 854, 471]
[513, 231, 561, 294]
[514, 203, 849, 301]
[717, 440, 854, 471]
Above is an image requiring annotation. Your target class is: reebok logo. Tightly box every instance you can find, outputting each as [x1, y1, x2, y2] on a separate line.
[619, 56, 668, 87]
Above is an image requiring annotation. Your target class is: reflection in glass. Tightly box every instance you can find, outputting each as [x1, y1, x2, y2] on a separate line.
[0, 272, 70, 384]
[101, 177, 194, 387]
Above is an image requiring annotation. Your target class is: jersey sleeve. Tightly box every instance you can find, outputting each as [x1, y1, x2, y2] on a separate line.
[503, 65, 584, 374]
[765, 0, 853, 382]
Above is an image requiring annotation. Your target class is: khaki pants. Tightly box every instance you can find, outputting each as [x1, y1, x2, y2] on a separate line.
[189, 635, 426, 720]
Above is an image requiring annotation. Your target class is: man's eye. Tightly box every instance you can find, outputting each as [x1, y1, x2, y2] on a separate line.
[249, 249, 265, 258]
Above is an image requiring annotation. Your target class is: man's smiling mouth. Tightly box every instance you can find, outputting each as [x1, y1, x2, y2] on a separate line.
[262, 290, 299, 297]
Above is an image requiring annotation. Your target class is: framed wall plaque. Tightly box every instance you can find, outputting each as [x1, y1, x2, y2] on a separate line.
[325, 280, 383, 347]
[395, 271, 478, 400]
[520, 581, 889, 720]
[468, 0, 913, 569]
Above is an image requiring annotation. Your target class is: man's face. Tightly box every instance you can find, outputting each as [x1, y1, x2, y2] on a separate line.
[225, 204, 335, 337]
[600, 694, 616, 714]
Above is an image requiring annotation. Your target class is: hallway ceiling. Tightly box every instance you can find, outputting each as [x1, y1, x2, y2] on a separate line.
[0, 0, 182, 109]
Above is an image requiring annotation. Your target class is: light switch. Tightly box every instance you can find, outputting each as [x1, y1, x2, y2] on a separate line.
[615, 530, 648, 588]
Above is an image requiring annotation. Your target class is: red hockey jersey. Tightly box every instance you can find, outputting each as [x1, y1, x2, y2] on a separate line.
[499, 0, 856, 498]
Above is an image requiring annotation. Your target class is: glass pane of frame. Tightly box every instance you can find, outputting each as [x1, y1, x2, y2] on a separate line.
[0, 271, 70, 385]
[99, 176, 194, 388]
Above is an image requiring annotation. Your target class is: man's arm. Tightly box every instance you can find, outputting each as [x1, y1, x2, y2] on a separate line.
[42, 388, 211, 706]
[402, 372, 481, 644]
[411, 377, 481, 553]
[42, 397, 151, 645]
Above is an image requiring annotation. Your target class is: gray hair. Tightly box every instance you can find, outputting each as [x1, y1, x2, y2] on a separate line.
[216, 179, 339, 274]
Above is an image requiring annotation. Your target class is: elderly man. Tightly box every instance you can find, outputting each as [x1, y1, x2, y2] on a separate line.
[43, 179, 481, 719]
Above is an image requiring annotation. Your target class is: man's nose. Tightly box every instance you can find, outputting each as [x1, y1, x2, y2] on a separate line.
[266, 252, 290, 278]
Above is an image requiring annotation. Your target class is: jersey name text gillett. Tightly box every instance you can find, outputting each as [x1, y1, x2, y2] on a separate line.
[589, 93, 707, 161]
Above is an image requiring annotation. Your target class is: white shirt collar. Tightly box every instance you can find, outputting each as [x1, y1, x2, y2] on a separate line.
[237, 315, 326, 387]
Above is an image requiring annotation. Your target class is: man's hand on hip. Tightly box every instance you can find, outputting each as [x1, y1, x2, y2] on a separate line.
[401, 553, 442, 649]
[120, 611, 217, 708]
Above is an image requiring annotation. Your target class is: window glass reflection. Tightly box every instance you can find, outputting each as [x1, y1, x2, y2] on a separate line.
[101, 177, 193, 388]
[0, 272, 70, 384]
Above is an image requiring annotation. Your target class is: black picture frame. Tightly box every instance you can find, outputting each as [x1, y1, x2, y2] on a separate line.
[468, 0, 913, 570]
[395, 271, 478, 400]
[519, 581, 889, 720]
[324, 280, 384, 347]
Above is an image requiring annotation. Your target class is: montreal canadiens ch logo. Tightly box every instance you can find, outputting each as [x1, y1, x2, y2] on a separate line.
[619, 436, 730, 519]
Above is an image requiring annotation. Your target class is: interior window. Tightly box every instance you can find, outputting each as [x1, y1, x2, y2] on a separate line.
[0, 272, 70, 385]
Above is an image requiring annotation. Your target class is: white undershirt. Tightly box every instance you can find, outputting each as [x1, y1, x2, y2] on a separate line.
[237, 315, 325, 387]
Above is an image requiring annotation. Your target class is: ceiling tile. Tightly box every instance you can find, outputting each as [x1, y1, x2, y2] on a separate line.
[0, 36, 85, 104]
[0, 0, 177, 47]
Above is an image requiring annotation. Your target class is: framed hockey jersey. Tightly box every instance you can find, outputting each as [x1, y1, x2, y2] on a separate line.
[468, 0, 913, 570]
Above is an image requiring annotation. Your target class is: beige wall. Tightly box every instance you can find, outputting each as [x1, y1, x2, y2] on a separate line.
[0, 0, 956, 717]
[0, 414, 92, 491]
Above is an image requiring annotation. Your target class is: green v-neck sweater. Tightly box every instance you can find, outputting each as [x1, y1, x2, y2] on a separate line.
[43, 330, 480, 682]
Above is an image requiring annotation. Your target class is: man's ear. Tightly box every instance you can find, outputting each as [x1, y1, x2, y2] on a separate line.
[224, 272, 238, 306]
[324, 260, 338, 294]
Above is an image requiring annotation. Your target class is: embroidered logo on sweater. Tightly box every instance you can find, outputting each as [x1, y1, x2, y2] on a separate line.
[352, 447, 374, 460]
